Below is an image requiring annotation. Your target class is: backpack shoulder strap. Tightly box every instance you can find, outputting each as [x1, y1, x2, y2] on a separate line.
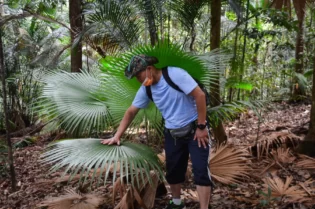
[145, 66, 184, 101]
[162, 67, 183, 93]
[145, 86, 153, 101]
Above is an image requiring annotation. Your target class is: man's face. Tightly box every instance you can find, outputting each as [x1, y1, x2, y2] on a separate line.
[135, 68, 148, 83]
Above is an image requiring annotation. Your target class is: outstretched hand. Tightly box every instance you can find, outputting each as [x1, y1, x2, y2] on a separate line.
[101, 136, 121, 146]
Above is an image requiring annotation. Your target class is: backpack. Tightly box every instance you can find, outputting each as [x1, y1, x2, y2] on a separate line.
[145, 67, 210, 106]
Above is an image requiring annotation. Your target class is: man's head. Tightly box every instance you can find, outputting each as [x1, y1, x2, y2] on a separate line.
[124, 54, 158, 79]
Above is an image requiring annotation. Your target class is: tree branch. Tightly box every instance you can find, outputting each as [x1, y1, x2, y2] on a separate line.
[0, 10, 72, 32]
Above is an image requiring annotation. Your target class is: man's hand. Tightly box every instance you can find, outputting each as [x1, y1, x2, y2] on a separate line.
[101, 136, 121, 146]
[194, 128, 209, 148]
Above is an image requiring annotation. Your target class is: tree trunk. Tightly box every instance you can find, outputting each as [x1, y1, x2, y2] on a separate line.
[0, 0, 3, 16]
[293, 0, 306, 97]
[144, 0, 158, 46]
[0, 27, 17, 191]
[189, 26, 196, 52]
[238, 0, 250, 100]
[210, 0, 227, 144]
[69, 0, 82, 72]
[298, 56, 315, 157]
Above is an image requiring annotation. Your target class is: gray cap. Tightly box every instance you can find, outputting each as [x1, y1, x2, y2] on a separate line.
[124, 54, 158, 79]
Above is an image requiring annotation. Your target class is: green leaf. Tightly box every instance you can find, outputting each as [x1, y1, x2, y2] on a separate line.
[226, 77, 253, 91]
[233, 82, 253, 91]
[304, 69, 313, 78]
[40, 138, 164, 187]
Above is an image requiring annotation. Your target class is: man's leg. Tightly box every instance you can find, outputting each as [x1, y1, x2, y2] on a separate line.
[164, 129, 189, 206]
[170, 183, 181, 198]
[196, 185, 211, 209]
[188, 136, 212, 209]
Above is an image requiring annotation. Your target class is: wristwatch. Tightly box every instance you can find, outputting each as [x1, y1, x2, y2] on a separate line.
[197, 123, 207, 130]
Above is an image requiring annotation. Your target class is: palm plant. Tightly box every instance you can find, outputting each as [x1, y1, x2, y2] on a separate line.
[78, 0, 142, 57]
[171, 0, 208, 51]
[38, 41, 264, 188]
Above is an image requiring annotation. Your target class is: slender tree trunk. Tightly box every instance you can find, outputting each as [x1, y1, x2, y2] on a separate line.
[298, 56, 315, 157]
[238, 0, 250, 100]
[144, 0, 158, 46]
[159, 2, 164, 41]
[210, 0, 227, 144]
[0, 0, 3, 16]
[69, 0, 82, 72]
[293, 21, 305, 94]
[189, 26, 196, 52]
[0, 28, 17, 191]
[293, 0, 306, 97]
[229, 16, 240, 102]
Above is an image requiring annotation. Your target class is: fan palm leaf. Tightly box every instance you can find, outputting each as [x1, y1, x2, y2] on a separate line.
[35, 70, 111, 135]
[40, 138, 164, 188]
[209, 144, 251, 185]
[101, 41, 220, 85]
[262, 175, 307, 201]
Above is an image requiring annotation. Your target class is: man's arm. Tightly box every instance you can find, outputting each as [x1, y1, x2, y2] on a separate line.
[189, 86, 206, 124]
[101, 105, 140, 145]
[189, 86, 209, 148]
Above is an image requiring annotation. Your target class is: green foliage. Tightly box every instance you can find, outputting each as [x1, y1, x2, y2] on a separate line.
[226, 77, 253, 91]
[40, 138, 164, 187]
[171, 0, 208, 32]
[208, 100, 265, 126]
[14, 137, 36, 148]
[78, 0, 142, 55]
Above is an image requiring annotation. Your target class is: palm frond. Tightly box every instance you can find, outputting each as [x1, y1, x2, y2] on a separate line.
[209, 144, 251, 185]
[207, 100, 265, 126]
[102, 41, 222, 85]
[269, 147, 296, 164]
[40, 138, 164, 188]
[113, 171, 159, 209]
[252, 132, 301, 159]
[171, 0, 208, 32]
[78, 0, 142, 52]
[296, 154, 315, 170]
[262, 175, 308, 202]
[35, 70, 110, 135]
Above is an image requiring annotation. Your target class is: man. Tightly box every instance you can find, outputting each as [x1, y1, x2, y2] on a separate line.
[101, 54, 212, 209]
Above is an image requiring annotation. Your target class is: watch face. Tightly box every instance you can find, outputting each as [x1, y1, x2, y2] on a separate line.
[197, 124, 206, 130]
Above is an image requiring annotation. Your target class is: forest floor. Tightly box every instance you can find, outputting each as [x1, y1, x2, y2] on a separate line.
[0, 102, 315, 209]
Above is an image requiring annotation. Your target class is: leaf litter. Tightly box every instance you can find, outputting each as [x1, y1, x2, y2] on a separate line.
[0, 102, 315, 209]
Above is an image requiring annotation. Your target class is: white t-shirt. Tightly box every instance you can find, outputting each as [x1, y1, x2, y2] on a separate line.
[132, 66, 198, 129]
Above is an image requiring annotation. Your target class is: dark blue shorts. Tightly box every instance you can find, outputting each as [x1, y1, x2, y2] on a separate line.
[164, 127, 212, 186]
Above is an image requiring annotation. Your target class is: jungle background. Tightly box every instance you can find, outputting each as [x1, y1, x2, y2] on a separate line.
[0, 0, 315, 208]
